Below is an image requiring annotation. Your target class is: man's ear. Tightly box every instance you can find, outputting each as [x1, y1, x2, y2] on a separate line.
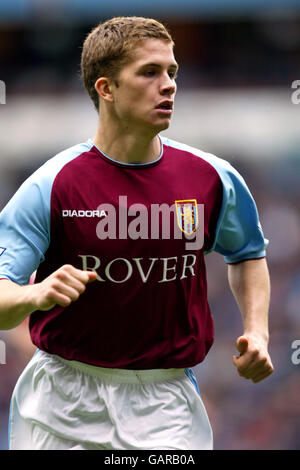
[94, 77, 114, 103]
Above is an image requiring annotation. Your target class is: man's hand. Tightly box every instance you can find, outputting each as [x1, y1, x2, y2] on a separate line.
[29, 264, 97, 311]
[232, 335, 274, 383]
[0, 265, 98, 330]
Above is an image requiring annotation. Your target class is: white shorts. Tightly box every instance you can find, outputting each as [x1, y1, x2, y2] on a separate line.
[9, 350, 213, 450]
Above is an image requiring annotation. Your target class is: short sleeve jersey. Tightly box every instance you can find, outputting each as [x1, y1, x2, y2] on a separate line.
[0, 136, 268, 369]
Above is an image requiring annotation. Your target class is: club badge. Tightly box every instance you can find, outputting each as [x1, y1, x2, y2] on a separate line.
[175, 199, 199, 235]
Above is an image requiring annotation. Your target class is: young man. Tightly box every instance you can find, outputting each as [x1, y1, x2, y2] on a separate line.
[0, 17, 273, 450]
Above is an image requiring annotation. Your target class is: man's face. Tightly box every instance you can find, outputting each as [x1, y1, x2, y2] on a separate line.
[111, 39, 178, 134]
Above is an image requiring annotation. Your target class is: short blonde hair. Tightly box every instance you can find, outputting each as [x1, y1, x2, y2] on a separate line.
[81, 16, 174, 110]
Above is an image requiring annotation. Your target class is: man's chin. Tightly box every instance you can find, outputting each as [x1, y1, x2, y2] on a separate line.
[137, 117, 172, 136]
[154, 119, 171, 133]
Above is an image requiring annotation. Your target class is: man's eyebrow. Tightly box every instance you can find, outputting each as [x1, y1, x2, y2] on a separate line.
[140, 62, 179, 70]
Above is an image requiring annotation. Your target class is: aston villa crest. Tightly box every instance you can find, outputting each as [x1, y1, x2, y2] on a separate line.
[175, 199, 199, 235]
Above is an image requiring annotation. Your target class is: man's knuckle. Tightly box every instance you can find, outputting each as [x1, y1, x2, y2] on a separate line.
[50, 279, 60, 290]
[61, 264, 74, 273]
[79, 284, 86, 294]
[46, 287, 56, 300]
[56, 271, 67, 281]
[73, 291, 80, 300]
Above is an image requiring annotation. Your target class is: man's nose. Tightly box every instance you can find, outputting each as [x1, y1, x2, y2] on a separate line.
[160, 74, 176, 95]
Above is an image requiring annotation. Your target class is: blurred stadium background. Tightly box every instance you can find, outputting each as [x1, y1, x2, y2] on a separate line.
[0, 0, 299, 450]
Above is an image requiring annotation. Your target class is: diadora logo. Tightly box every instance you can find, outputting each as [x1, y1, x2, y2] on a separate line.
[62, 210, 107, 218]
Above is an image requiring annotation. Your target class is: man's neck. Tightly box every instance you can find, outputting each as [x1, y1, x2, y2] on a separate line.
[93, 124, 161, 165]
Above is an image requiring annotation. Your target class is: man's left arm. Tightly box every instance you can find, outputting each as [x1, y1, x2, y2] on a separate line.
[228, 258, 274, 383]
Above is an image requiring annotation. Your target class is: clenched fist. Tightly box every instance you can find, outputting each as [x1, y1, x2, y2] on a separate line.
[232, 335, 274, 383]
[29, 264, 97, 311]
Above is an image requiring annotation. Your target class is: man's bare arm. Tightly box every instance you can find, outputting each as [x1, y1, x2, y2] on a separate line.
[0, 265, 97, 330]
[228, 258, 274, 383]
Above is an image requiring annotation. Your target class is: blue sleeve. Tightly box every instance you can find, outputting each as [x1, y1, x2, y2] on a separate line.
[0, 141, 93, 285]
[210, 161, 269, 264]
[0, 171, 51, 285]
[159, 137, 268, 264]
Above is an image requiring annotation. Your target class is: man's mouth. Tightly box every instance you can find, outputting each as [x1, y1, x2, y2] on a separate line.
[155, 101, 173, 112]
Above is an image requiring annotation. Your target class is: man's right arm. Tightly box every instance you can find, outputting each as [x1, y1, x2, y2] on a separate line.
[0, 265, 97, 330]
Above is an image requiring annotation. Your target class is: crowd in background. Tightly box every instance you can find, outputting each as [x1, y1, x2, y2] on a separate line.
[1, 16, 300, 93]
[0, 11, 299, 450]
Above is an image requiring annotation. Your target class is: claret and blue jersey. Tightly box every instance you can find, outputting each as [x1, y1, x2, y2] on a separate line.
[0, 136, 268, 369]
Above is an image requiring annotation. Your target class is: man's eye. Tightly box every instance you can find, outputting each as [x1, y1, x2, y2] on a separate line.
[169, 71, 178, 79]
[144, 70, 155, 77]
